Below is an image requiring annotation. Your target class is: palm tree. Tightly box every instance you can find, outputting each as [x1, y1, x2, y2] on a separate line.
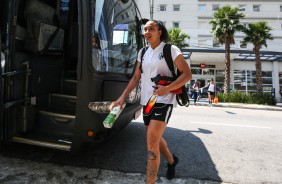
[241, 21, 273, 93]
[168, 28, 189, 48]
[210, 5, 245, 93]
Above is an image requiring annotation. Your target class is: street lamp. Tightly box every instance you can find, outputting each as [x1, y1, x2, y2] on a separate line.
[149, 0, 154, 19]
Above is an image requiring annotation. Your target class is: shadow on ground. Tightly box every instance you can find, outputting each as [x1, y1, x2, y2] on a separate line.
[0, 122, 221, 182]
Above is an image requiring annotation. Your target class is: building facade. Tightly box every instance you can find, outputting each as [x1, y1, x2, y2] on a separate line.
[135, 0, 282, 102]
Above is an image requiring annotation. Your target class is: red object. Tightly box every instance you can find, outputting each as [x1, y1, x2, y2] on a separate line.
[171, 88, 182, 94]
[214, 96, 218, 104]
[199, 64, 206, 68]
[144, 95, 158, 115]
[154, 74, 182, 94]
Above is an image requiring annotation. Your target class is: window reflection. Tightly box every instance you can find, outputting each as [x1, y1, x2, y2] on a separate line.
[203, 69, 214, 75]
[234, 70, 273, 92]
[216, 70, 224, 90]
[91, 0, 141, 74]
[191, 68, 202, 75]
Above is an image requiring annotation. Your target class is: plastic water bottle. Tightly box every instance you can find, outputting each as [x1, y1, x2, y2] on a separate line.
[103, 103, 126, 128]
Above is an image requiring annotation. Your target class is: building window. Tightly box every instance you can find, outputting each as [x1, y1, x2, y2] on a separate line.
[234, 70, 246, 91]
[216, 70, 224, 90]
[191, 64, 216, 75]
[173, 4, 180, 11]
[198, 39, 206, 47]
[279, 72, 282, 93]
[239, 4, 246, 11]
[191, 68, 202, 75]
[242, 23, 248, 28]
[203, 69, 215, 75]
[173, 22, 179, 28]
[234, 70, 273, 93]
[240, 41, 247, 48]
[159, 4, 166, 11]
[198, 4, 206, 12]
[213, 39, 220, 47]
[253, 5, 260, 12]
[212, 4, 220, 11]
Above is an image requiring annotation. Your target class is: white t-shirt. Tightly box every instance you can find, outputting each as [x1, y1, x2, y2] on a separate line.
[208, 83, 215, 92]
[137, 42, 182, 107]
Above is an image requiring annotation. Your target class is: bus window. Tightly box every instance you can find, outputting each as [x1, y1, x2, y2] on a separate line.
[113, 24, 128, 45]
[90, 0, 141, 74]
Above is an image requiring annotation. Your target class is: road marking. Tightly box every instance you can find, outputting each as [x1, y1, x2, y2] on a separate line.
[189, 121, 272, 129]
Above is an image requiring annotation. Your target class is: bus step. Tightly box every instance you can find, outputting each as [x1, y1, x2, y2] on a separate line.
[61, 79, 77, 95]
[63, 70, 77, 80]
[38, 110, 75, 137]
[50, 93, 76, 113]
[12, 133, 72, 151]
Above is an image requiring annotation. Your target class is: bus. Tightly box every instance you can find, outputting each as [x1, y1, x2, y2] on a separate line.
[0, 0, 144, 152]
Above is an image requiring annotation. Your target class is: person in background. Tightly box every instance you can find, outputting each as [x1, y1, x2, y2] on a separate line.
[191, 80, 201, 105]
[201, 78, 216, 107]
[112, 20, 192, 183]
[92, 32, 102, 70]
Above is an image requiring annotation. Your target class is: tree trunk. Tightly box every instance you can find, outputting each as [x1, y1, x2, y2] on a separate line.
[224, 36, 231, 93]
[255, 46, 263, 93]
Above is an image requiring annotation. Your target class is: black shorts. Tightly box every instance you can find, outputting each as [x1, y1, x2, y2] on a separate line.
[208, 91, 215, 96]
[143, 103, 173, 126]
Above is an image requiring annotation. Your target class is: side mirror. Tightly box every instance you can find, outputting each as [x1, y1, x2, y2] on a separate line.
[1, 28, 4, 74]
[1, 51, 5, 74]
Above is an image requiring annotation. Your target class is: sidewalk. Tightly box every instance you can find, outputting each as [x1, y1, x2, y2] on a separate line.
[190, 98, 282, 111]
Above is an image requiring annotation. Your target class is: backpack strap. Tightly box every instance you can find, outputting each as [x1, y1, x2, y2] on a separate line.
[163, 44, 190, 107]
[139, 46, 149, 73]
[163, 44, 176, 78]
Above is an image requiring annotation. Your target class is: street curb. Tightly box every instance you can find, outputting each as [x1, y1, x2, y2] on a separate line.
[190, 99, 282, 111]
[213, 103, 282, 111]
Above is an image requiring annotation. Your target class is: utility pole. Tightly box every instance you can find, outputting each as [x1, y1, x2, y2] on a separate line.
[149, 0, 154, 19]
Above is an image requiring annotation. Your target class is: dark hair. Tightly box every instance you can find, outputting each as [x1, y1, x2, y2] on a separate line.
[92, 31, 101, 49]
[151, 20, 169, 43]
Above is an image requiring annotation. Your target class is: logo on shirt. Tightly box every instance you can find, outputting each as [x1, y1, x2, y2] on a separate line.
[158, 53, 164, 60]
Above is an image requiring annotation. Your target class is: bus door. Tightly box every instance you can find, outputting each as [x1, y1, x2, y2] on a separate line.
[1, 0, 22, 146]
[1, 26, 4, 147]
[1, 0, 72, 151]
[0, 14, 3, 146]
[71, 0, 144, 151]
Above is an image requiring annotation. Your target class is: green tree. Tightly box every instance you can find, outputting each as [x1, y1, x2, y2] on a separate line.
[241, 21, 273, 93]
[210, 5, 245, 93]
[168, 28, 189, 48]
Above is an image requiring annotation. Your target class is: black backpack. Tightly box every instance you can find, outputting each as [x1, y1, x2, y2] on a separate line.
[140, 44, 190, 107]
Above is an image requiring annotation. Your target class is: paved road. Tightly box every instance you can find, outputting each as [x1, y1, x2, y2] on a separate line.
[0, 103, 281, 183]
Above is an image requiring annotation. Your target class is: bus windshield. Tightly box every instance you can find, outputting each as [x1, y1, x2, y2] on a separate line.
[91, 0, 142, 74]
